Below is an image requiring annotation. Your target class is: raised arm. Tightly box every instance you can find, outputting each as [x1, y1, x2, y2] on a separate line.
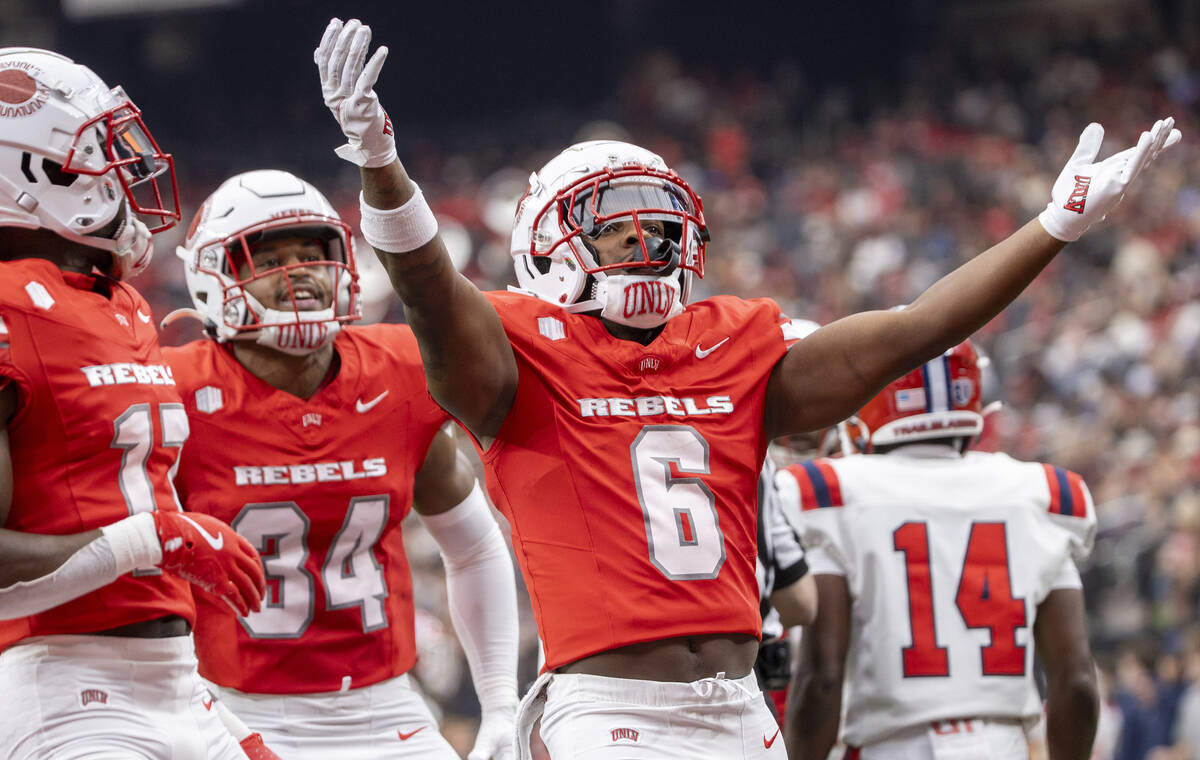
[314, 18, 516, 442]
[765, 119, 1180, 440]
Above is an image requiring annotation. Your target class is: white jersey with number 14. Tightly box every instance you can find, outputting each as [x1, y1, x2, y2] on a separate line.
[777, 449, 1095, 747]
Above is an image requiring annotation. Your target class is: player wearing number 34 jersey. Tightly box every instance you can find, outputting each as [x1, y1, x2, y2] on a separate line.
[164, 170, 518, 760]
[782, 341, 1099, 760]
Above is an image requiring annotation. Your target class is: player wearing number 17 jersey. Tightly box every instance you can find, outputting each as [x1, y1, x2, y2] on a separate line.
[0, 47, 266, 759]
[165, 170, 518, 760]
[781, 340, 1099, 760]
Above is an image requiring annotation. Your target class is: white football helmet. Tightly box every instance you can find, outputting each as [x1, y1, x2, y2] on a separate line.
[510, 140, 708, 328]
[0, 47, 179, 279]
[175, 170, 359, 355]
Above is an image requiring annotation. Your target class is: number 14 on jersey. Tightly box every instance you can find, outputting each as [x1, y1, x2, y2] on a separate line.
[894, 520, 1028, 678]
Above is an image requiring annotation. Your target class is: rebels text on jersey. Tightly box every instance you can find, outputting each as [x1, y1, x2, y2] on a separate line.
[480, 291, 801, 672]
[0, 259, 193, 650]
[163, 325, 449, 694]
[778, 450, 1096, 746]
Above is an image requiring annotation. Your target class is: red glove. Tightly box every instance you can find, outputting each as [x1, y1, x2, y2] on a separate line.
[152, 511, 266, 616]
[240, 733, 282, 760]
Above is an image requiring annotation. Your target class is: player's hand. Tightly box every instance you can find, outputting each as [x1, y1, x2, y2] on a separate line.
[468, 709, 515, 760]
[314, 17, 396, 168]
[239, 733, 282, 760]
[1038, 117, 1181, 242]
[109, 214, 153, 281]
[152, 511, 266, 617]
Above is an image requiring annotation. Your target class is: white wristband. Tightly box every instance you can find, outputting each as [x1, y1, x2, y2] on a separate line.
[359, 185, 438, 254]
[100, 512, 163, 573]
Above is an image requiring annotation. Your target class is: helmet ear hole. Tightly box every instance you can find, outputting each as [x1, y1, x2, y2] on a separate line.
[532, 256, 552, 275]
[40, 158, 77, 187]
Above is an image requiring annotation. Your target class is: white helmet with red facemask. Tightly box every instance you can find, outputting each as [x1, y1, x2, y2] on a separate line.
[510, 140, 708, 329]
[175, 170, 359, 355]
[845, 340, 985, 453]
[0, 47, 179, 279]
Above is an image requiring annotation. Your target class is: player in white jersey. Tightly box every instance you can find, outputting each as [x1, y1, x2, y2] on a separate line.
[781, 340, 1098, 760]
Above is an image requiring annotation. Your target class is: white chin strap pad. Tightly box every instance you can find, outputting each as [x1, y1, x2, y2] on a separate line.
[596, 274, 684, 329]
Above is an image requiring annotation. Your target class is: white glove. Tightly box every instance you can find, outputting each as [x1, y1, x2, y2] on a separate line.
[467, 708, 515, 760]
[1038, 117, 1181, 242]
[110, 215, 153, 281]
[314, 18, 397, 168]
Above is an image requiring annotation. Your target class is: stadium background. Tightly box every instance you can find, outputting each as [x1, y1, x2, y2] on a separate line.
[3, 0, 1198, 756]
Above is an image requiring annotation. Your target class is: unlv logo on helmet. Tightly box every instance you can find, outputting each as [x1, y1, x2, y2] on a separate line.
[0, 65, 48, 117]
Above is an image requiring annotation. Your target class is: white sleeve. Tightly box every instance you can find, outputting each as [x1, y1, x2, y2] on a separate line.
[804, 543, 849, 577]
[0, 513, 160, 620]
[1047, 555, 1083, 591]
[416, 482, 519, 717]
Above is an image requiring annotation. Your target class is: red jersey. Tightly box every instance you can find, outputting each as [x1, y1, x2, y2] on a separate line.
[163, 325, 449, 694]
[481, 291, 800, 671]
[0, 259, 193, 651]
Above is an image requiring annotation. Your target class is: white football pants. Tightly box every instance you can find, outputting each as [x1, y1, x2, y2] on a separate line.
[523, 671, 787, 759]
[851, 718, 1030, 760]
[214, 673, 459, 759]
[0, 634, 244, 760]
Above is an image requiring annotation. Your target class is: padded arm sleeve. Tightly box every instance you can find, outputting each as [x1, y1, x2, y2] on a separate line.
[0, 513, 160, 619]
[417, 482, 519, 715]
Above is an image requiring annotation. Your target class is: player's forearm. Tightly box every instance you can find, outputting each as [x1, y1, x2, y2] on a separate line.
[418, 484, 519, 714]
[1044, 669, 1099, 760]
[901, 219, 1063, 370]
[0, 528, 101, 588]
[360, 161, 516, 437]
[785, 667, 842, 760]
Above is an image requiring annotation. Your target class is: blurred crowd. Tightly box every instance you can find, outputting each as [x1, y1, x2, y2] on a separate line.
[124, 9, 1199, 759]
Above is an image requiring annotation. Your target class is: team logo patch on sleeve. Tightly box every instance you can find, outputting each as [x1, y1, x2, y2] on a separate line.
[195, 386, 223, 414]
[787, 460, 843, 510]
[538, 316, 565, 341]
[24, 281, 54, 310]
[1042, 464, 1087, 518]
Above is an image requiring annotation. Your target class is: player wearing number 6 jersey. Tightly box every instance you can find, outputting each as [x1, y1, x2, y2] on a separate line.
[0, 47, 266, 760]
[781, 340, 1099, 760]
[314, 16, 1177, 759]
[164, 169, 519, 760]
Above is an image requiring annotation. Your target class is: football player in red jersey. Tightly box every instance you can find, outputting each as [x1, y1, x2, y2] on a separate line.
[164, 169, 519, 760]
[781, 340, 1098, 760]
[0, 47, 268, 759]
[314, 17, 1178, 759]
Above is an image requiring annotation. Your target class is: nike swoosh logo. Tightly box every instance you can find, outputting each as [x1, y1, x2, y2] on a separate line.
[356, 390, 389, 413]
[397, 726, 426, 741]
[202, 696, 213, 711]
[764, 729, 780, 748]
[137, 309, 151, 324]
[178, 514, 224, 551]
[695, 337, 730, 359]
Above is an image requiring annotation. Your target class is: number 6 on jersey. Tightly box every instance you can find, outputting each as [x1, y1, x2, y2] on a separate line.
[631, 425, 726, 580]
